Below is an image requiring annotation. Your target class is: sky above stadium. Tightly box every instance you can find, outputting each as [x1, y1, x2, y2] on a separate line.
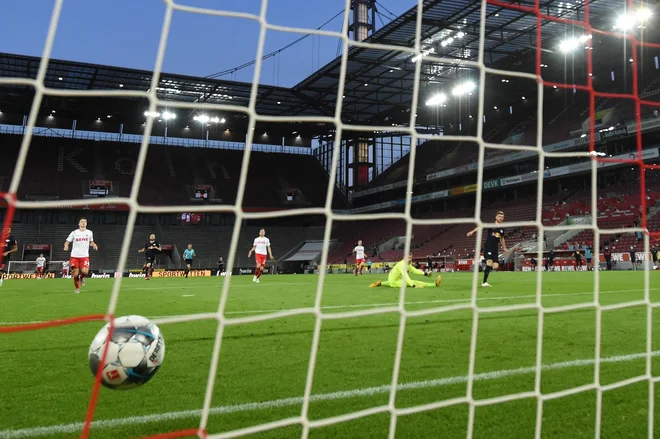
[1, 0, 412, 87]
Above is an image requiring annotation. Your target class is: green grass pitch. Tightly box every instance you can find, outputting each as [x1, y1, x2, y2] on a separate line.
[0, 271, 658, 439]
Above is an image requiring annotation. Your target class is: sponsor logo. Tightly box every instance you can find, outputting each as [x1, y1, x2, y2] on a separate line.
[483, 179, 501, 190]
[238, 268, 253, 275]
[91, 273, 110, 279]
[152, 270, 211, 278]
[2, 273, 55, 280]
[129, 273, 146, 278]
[500, 176, 523, 186]
[219, 271, 231, 276]
[149, 337, 163, 364]
[106, 370, 120, 380]
[24, 244, 51, 251]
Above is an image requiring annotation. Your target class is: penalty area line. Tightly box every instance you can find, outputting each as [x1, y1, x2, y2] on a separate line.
[0, 349, 657, 439]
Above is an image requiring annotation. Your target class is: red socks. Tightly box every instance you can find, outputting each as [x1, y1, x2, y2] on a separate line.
[256, 267, 263, 279]
[74, 275, 80, 289]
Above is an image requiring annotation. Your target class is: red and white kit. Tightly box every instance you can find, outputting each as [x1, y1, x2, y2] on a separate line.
[253, 236, 271, 266]
[66, 229, 94, 269]
[36, 256, 46, 277]
[353, 245, 365, 265]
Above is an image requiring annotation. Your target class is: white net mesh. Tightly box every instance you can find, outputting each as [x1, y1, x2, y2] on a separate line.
[0, 0, 657, 438]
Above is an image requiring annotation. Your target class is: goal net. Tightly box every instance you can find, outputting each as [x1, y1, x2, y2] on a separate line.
[7, 260, 66, 276]
[0, 0, 659, 438]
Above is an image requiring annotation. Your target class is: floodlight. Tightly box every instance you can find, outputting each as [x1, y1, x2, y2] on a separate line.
[614, 14, 636, 30]
[162, 111, 176, 120]
[451, 82, 476, 96]
[425, 93, 447, 106]
[456, 31, 465, 38]
[210, 117, 220, 123]
[144, 111, 160, 118]
[635, 8, 652, 22]
[559, 38, 580, 53]
[220, 118, 226, 123]
[194, 115, 210, 123]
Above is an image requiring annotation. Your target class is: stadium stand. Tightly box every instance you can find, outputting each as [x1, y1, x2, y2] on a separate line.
[0, 135, 347, 209]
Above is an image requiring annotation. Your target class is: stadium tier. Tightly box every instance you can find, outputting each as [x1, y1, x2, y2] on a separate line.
[0, 135, 347, 209]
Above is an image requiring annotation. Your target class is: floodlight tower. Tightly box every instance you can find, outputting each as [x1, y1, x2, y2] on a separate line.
[348, 0, 377, 188]
[349, 0, 377, 42]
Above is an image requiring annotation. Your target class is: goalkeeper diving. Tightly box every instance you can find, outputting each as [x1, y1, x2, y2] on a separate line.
[369, 252, 441, 289]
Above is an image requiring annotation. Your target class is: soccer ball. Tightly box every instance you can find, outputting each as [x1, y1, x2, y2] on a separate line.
[88, 315, 165, 390]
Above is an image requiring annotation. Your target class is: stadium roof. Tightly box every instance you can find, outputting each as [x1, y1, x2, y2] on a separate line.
[0, 52, 328, 118]
[292, 0, 640, 123]
[0, 0, 652, 134]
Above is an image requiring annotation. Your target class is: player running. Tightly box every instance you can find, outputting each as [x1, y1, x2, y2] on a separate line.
[61, 261, 70, 278]
[248, 228, 274, 283]
[369, 252, 441, 289]
[353, 240, 367, 276]
[138, 234, 161, 280]
[36, 254, 46, 279]
[467, 211, 508, 287]
[64, 217, 98, 294]
[0, 227, 18, 287]
[183, 244, 196, 278]
[216, 256, 225, 276]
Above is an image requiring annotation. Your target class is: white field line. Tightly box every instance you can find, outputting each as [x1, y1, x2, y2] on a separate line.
[0, 288, 654, 326]
[0, 349, 657, 439]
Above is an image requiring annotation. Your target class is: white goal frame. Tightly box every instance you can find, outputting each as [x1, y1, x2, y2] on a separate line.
[7, 260, 67, 274]
[0, 0, 656, 438]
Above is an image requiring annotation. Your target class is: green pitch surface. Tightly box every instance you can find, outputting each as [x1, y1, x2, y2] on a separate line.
[0, 271, 659, 439]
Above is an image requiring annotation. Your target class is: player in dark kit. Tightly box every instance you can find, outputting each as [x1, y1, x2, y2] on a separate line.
[216, 256, 225, 276]
[545, 249, 555, 271]
[650, 247, 658, 269]
[572, 250, 583, 271]
[629, 246, 637, 270]
[467, 211, 508, 287]
[1, 227, 18, 287]
[604, 245, 612, 270]
[138, 234, 161, 280]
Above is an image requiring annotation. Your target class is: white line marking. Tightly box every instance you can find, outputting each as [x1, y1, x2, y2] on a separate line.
[129, 282, 309, 290]
[181, 295, 195, 297]
[222, 288, 656, 315]
[0, 349, 656, 439]
[0, 288, 653, 326]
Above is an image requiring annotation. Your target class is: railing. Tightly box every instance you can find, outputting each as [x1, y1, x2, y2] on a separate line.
[0, 124, 312, 155]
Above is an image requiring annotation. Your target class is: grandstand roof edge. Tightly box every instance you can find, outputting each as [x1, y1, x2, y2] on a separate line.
[0, 51, 294, 93]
